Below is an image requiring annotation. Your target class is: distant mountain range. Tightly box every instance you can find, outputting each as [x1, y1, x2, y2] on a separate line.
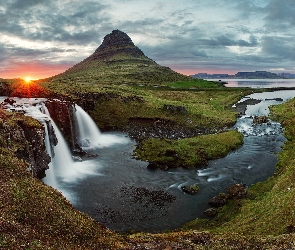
[50, 30, 191, 85]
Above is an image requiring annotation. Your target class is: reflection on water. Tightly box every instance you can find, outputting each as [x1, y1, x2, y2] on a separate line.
[207, 79, 295, 88]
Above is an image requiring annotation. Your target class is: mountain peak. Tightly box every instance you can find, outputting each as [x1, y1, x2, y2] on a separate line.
[96, 30, 134, 50]
[91, 29, 145, 60]
[54, 30, 191, 85]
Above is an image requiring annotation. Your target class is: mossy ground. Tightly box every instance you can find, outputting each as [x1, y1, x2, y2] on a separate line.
[134, 130, 243, 168]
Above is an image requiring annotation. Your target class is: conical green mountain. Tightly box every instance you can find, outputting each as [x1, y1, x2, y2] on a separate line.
[53, 30, 191, 85]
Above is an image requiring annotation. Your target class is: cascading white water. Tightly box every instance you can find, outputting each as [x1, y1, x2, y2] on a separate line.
[0, 97, 127, 205]
[75, 104, 128, 148]
[43, 119, 75, 183]
[16, 103, 75, 193]
[43, 124, 58, 188]
[75, 105, 101, 147]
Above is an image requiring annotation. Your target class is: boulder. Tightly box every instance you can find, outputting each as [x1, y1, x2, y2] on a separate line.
[227, 183, 247, 199]
[253, 115, 269, 124]
[163, 104, 187, 114]
[208, 193, 228, 207]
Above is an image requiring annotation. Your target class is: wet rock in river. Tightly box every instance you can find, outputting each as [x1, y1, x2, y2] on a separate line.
[181, 184, 199, 195]
[253, 115, 269, 125]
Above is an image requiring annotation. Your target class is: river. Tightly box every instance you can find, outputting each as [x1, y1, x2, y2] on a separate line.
[66, 89, 295, 232]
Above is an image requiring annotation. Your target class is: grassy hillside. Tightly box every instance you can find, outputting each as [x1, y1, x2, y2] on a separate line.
[45, 30, 194, 86]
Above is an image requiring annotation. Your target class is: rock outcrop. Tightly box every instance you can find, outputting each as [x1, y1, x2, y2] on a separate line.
[45, 99, 76, 149]
[91, 29, 146, 61]
[0, 108, 50, 179]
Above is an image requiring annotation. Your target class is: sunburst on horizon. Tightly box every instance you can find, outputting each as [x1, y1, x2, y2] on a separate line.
[24, 76, 32, 83]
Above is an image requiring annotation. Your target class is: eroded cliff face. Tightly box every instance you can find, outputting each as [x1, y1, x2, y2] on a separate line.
[45, 98, 76, 149]
[0, 109, 50, 179]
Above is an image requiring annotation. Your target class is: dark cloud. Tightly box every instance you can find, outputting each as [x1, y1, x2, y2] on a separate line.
[1, 1, 110, 44]
[10, 0, 44, 10]
[264, 0, 295, 30]
[260, 36, 295, 60]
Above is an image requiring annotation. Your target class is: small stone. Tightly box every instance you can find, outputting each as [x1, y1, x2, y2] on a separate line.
[204, 208, 217, 217]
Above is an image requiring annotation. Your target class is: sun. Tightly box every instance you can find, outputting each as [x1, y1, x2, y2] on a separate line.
[24, 77, 32, 83]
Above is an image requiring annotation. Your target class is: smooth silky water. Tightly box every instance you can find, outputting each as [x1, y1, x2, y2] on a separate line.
[1, 86, 295, 232]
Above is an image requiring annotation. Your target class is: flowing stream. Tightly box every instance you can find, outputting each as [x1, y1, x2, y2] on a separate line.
[1, 89, 295, 232]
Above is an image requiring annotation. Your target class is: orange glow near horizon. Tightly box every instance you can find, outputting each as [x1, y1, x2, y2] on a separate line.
[0, 62, 73, 80]
[10, 79, 50, 98]
[24, 76, 32, 83]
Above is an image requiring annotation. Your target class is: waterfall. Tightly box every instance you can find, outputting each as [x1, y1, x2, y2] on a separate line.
[22, 103, 75, 190]
[74, 104, 128, 148]
[43, 119, 75, 182]
[1, 98, 127, 204]
[75, 105, 101, 148]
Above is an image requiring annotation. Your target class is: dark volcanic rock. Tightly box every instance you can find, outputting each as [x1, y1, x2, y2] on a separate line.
[92, 29, 146, 60]
[127, 117, 221, 141]
[253, 115, 269, 124]
[163, 104, 187, 114]
[8, 118, 51, 179]
[205, 183, 247, 217]
[227, 183, 247, 199]
[235, 98, 261, 116]
[45, 99, 75, 149]
[208, 193, 228, 207]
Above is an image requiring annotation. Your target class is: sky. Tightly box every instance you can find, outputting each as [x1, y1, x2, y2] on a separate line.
[0, 0, 295, 79]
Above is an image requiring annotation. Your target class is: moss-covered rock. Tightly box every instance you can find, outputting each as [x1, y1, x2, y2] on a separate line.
[181, 184, 200, 194]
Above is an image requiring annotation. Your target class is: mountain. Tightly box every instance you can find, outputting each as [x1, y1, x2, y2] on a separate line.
[51, 30, 191, 85]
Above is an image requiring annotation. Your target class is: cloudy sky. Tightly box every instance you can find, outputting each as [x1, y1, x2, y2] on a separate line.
[1, 0, 295, 79]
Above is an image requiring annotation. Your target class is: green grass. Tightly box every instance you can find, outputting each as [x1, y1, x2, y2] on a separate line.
[166, 80, 225, 89]
[134, 130, 244, 168]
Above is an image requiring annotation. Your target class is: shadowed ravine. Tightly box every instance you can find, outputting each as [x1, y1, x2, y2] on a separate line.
[1, 90, 295, 233]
